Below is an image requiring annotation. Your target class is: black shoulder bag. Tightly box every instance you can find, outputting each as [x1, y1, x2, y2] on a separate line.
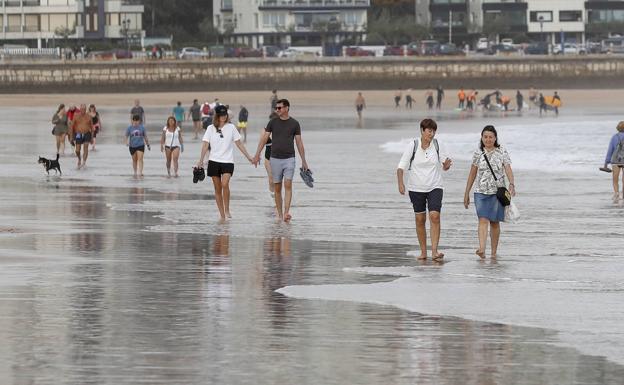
[483, 151, 511, 206]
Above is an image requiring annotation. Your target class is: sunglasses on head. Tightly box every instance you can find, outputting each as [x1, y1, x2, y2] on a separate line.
[216, 127, 223, 138]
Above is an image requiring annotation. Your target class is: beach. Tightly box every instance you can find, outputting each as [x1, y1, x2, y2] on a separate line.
[0, 89, 623, 384]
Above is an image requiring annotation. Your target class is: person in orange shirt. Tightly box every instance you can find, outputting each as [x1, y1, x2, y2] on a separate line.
[457, 88, 466, 110]
[467, 89, 478, 111]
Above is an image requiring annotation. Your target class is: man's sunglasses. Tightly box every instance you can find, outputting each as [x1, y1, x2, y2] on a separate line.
[275, 106, 284, 110]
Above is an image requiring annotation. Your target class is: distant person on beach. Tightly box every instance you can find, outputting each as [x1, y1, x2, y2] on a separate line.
[88, 104, 101, 151]
[51, 104, 68, 155]
[516, 90, 524, 112]
[552, 91, 561, 116]
[397, 118, 453, 261]
[270, 89, 279, 112]
[69, 104, 94, 169]
[125, 114, 151, 178]
[539, 93, 546, 116]
[67, 104, 78, 127]
[189, 99, 202, 139]
[528, 86, 537, 108]
[355, 92, 366, 121]
[425, 87, 434, 110]
[173, 101, 185, 128]
[467, 89, 478, 111]
[237, 105, 249, 142]
[405, 89, 413, 109]
[463, 125, 516, 259]
[131, 99, 145, 124]
[197, 105, 254, 221]
[253, 99, 310, 223]
[457, 87, 466, 109]
[603, 121, 624, 202]
[161, 116, 184, 178]
[436, 85, 444, 109]
[394, 88, 402, 108]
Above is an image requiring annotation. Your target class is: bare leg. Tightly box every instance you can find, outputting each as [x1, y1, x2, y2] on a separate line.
[264, 159, 275, 194]
[476, 218, 488, 258]
[165, 148, 172, 176]
[172, 148, 180, 177]
[75, 144, 82, 169]
[274, 182, 283, 221]
[415, 213, 427, 260]
[55, 135, 62, 154]
[490, 221, 500, 258]
[613, 166, 621, 201]
[60, 133, 66, 154]
[283, 179, 293, 222]
[131, 153, 138, 177]
[82, 143, 89, 167]
[211, 176, 226, 220]
[429, 211, 444, 259]
[136, 151, 144, 177]
[222, 173, 232, 218]
[193, 121, 200, 139]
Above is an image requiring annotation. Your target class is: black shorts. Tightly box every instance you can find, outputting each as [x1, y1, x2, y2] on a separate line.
[164, 146, 179, 151]
[264, 145, 271, 160]
[129, 145, 145, 155]
[409, 189, 443, 214]
[74, 132, 92, 144]
[207, 160, 234, 176]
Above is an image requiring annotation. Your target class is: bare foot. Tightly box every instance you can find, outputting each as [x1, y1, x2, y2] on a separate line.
[417, 255, 427, 260]
[225, 212, 232, 219]
[475, 249, 485, 259]
[491, 254, 498, 259]
[432, 252, 445, 261]
[284, 213, 292, 223]
[174, 173, 179, 178]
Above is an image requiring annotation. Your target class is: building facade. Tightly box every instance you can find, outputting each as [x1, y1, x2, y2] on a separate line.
[415, 0, 624, 45]
[213, 0, 370, 48]
[0, 0, 144, 47]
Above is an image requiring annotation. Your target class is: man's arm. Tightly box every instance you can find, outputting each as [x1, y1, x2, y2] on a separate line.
[294, 134, 308, 171]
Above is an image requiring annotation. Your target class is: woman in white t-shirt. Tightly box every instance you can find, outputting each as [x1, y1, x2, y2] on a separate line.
[160, 116, 184, 177]
[197, 105, 254, 221]
[397, 118, 453, 261]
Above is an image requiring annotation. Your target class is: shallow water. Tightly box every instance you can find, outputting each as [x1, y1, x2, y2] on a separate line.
[1, 101, 623, 384]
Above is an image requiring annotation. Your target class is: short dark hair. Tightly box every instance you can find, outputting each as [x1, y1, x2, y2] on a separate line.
[420, 118, 437, 131]
[276, 98, 290, 107]
[132, 114, 141, 121]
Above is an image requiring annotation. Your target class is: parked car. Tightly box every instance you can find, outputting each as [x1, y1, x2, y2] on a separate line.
[487, 44, 518, 55]
[439, 43, 464, 56]
[476, 37, 490, 52]
[501, 38, 514, 47]
[236, 47, 263, 57]
[345, 46, 375, 56]
[208, 45, 226, 58]
[178, 47, 208, 59]
[277, 48, 306, 58]
[93, 49, 133, 60]
[263, 45, 280, 57]
[553, 43, 586, 55]
[418, 40, 441, 55]
[524, 42, 549, 55]
[383, 45, 404, 56]
[601, 37, 624, 54]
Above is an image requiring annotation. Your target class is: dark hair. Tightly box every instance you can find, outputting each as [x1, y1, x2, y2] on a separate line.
[420, 118, 437, 131]
[177, 101, 181, 106]
[193, 99, 198, 103]
[166, 116, 177, 128]
[276, 98, 290, 107]
[56, 104, 65, 113]
[480, 125, 500, 150]
[132, 114, 141, 121]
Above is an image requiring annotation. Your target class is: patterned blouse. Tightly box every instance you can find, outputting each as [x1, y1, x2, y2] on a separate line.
[471, 146, 512, 195]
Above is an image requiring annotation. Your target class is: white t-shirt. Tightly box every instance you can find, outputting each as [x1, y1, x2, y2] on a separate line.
[202, 123, 241, 163]
[163, 126, 181, 147]
[397, 138, 448, 192]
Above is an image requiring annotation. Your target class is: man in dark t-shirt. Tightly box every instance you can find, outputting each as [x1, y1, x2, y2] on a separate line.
[130, 99, 145, 124]
[189, 99, 202, 139]
[253, 98, 309, 223]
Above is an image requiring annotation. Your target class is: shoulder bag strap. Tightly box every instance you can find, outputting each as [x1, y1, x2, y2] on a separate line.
[482, 151, 498, 182]
[408, 139, 417, 170]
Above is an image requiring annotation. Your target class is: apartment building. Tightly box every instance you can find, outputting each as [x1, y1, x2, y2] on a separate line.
[415, 0, 624, 44]
[213, 0, 370, 47]
[0, 0, 144, 47]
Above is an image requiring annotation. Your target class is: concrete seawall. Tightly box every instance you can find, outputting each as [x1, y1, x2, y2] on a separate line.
[1, 56, 624, 93]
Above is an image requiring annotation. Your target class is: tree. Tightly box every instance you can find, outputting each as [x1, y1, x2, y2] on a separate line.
[482, 15, 511, 41]
[367, 9, 428, 45]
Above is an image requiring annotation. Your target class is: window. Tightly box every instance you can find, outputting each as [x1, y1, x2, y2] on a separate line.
[559, 10, 582, 22]
[254, 13, 259, 29]
[343, 12, 361, 26]
[24, 14, 40, 32]
[262, 13, 285, 27]
[588, 9, 624, 23]
[530, 11, 552, 23]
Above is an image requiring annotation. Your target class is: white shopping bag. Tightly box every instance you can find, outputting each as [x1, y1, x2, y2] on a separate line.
[504, 201, 520, 223]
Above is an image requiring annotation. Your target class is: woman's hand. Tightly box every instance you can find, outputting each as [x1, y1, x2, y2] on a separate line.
[509, 184, 516, 197]
[398, 182, 405, 195]
[463, 193, 470, 209]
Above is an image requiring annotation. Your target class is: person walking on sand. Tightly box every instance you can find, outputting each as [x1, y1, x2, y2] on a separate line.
[397, 118, 453, 261]
[130, 99, 146, 124]
[125, 114, 151, 178]
[197, 105, 254, 221]
[237, 105, 249, 143]
[405, 88, 413, 109]
[425, 87, 434, 110]
[88, 104, 101, 151]
[436, 85, 445, 110]
[51, 104, 68, 155]
[253, 99, 310, 223]
[173, 101, 185, 128]
[516, 90, 524, 112]
[602, 121, 624, 202]
[394, 88, 402, 108]
[160, 116, 184, 178]
[270, 89, 279, 112]
[463, 125, 516, 259]
[457, 87, 466, 110]
[355, 92, 366, 121]
[68, 104, 94, 169]
[189, 99, 202, 139]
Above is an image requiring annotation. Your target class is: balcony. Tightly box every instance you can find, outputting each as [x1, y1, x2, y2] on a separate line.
[482, 1, 527, 12]
[259, 0, 369, 10]
[585, 1, 624, 10]
[429, 0, 468, 12]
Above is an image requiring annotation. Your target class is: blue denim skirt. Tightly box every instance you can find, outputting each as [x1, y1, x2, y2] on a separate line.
[474, 193, 504, 222]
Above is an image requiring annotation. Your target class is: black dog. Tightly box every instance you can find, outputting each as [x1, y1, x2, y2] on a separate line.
[38, 154, 62, 175]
